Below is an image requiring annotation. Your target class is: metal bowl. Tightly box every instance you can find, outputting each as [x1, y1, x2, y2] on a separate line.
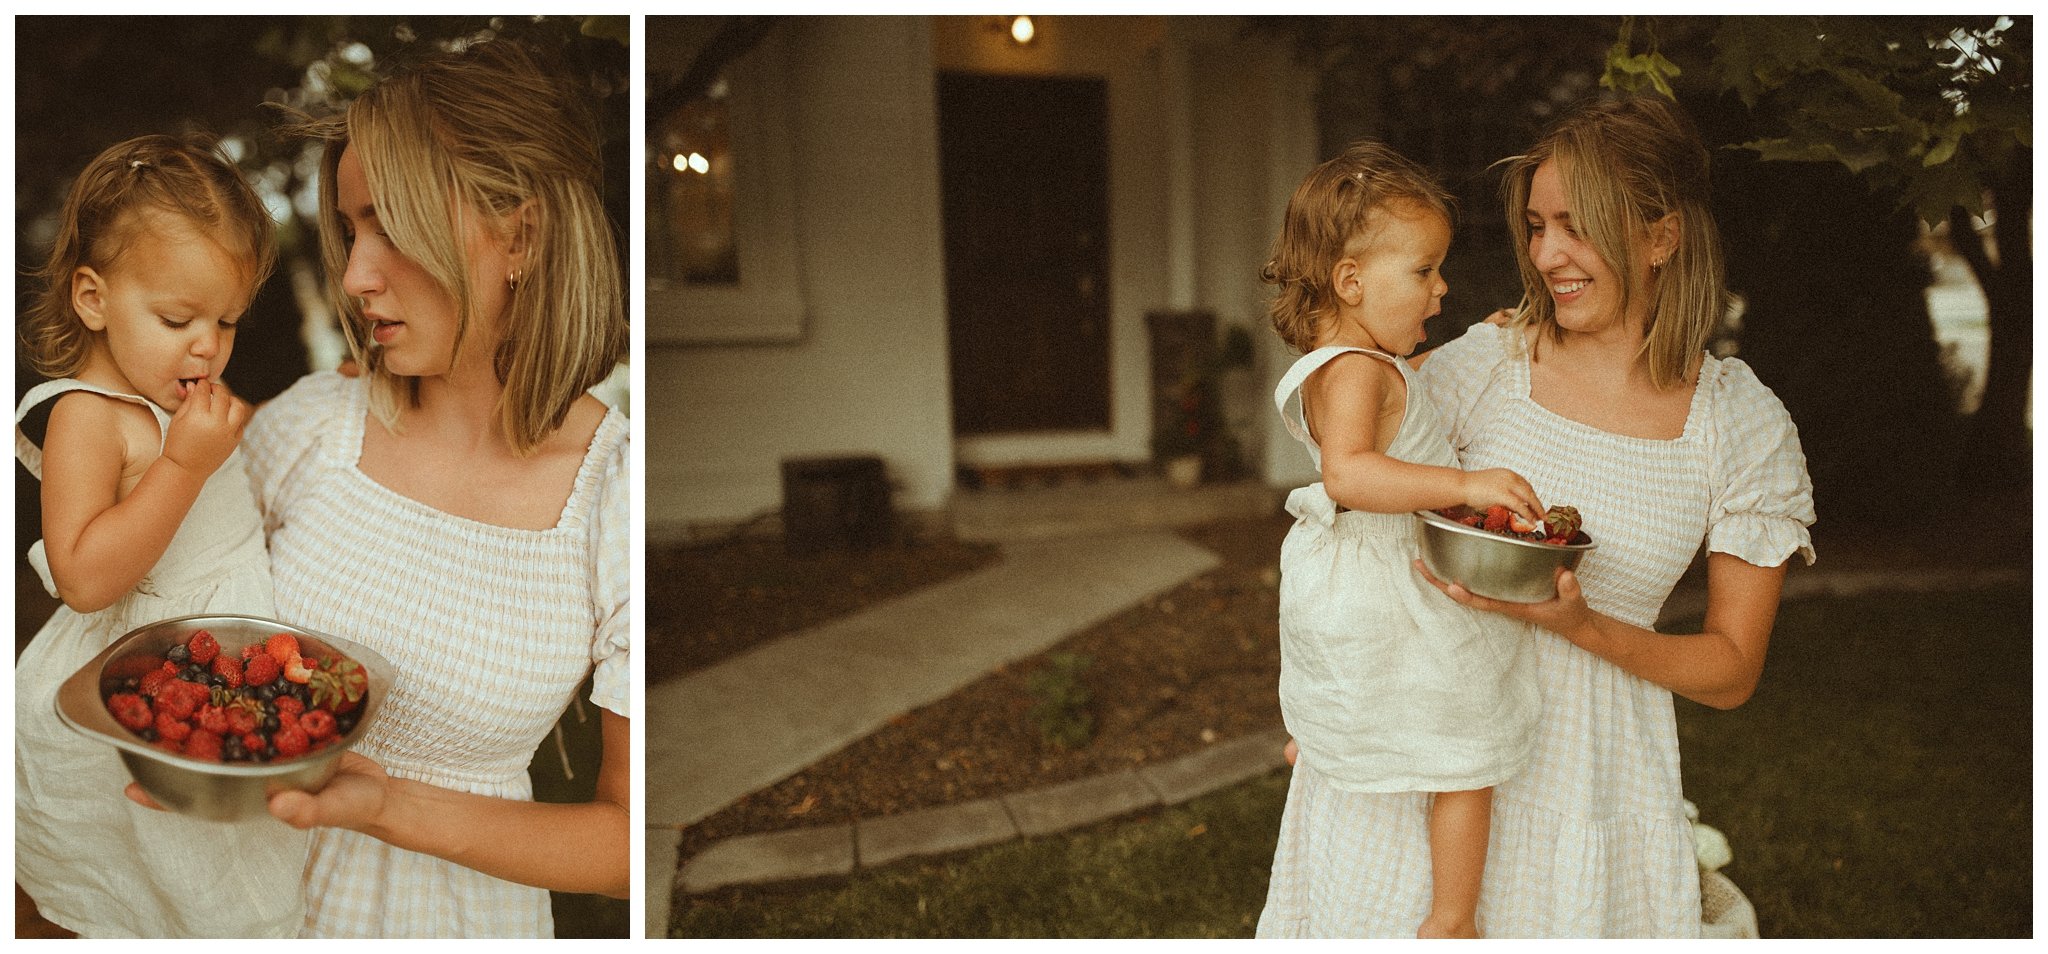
[54, 614, 395, 822]
[1415, 509, 1597, 603]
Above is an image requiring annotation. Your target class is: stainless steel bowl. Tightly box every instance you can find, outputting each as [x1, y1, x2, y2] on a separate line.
[54, 614, 395, 822]
[1415, 509, 1597, 603]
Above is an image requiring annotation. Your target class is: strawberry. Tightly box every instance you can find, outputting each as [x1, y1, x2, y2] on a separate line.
[154, 712, 192, 742]
[211, 655, 244, 690]
[300, 709, 339, 741]
[283, 653, 314, 685]
[244, 654, 281, 686]
[241, 643, 263, 660]
[181, 729, 223, 762]
[108, 693, 153, 732]
[139, 662, 179, 698]
[309, 658, 368, 712]
[272, 723, 310, 759]
[266, 633, 301, 666]
[1482, 506, 1511, 533]
[186, 630, 219, 666]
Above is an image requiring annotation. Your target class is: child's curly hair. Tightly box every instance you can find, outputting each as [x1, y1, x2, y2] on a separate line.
[21, 133, 276, 379]
[1261, 141, 1454, 354]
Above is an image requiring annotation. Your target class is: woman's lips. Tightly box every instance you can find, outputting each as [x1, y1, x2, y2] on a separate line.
[372, 320, 401, 345]
[1551, 279, 1589, 303]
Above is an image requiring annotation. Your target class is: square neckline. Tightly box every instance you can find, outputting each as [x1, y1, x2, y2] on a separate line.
[1505, 327, 1711, 446]
[335, 376, 624, 535]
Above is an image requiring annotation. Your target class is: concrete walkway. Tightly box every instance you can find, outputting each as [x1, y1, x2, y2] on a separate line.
[646, 528, 1221, 935]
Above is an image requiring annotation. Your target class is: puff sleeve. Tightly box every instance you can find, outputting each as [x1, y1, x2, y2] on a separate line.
[242, 371, 350, 537]
[1705, 358, 1817, 567]
[585, 422, 631, 718]
[1416, 320, 1519, 450]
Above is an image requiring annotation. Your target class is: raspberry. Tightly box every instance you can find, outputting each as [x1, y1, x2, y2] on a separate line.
[155, 681, 205, 721]
[272, 724, 310, 759]
[195, 704, 231, 735]
[241, 732, 266, 753]
[226, 706, 259, 736]
[108, 693, 153, 732]
[181, 729, 223, 762]
[211, 655, 243, 690]
[186, 630, 220, 666]
[300, 710, 339, 741]
[154, 712, 192, 742]
[274, 696, 305, 721]
[244, 654, 281, 686]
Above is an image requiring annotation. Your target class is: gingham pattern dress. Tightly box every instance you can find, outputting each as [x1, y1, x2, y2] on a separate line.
[1257, 322, 1814, 938]
[1268, 347, 1541, 794]
[243, 372, 630, 938]
[14, 379, 308, 938]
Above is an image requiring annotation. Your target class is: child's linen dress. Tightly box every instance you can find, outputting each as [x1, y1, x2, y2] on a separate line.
[1259, 323, 1816, 937]
[14, 378, 308, 938]
[242, 371, 629, 938]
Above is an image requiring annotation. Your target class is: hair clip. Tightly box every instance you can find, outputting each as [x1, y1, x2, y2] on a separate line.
[129, 159, 148, 170]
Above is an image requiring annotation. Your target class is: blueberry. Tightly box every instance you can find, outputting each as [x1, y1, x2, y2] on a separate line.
[166, 645, 190, 664]
[262, 715, 279, 732]
[208, 674, 227, 689]
[256, 684, 279, 701]
[181, 665, 206, 682]
[223, 738, 247, 761]
[140, 728, 158, 742]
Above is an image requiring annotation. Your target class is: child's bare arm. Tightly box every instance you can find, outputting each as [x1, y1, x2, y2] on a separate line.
[38, 389, 238, 613]
[1307, 354, 1543, 521]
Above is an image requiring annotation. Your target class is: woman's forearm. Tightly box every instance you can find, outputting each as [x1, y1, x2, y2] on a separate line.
[367, 779, 630, 898]
[1562, 613, 1761, 709]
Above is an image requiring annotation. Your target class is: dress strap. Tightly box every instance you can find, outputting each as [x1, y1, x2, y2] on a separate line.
[14, 379, 171, 479]
[1272, 346, 1404, 454]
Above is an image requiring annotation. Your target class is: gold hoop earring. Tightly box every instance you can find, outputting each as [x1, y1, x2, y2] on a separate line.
[507, 270, 521, 292]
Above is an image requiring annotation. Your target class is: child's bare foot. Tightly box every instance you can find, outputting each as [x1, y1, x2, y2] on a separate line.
[1416, 915, 1480, 938]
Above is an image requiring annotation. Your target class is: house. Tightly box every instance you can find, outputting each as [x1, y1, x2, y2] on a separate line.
[644, 15, 1324, 541]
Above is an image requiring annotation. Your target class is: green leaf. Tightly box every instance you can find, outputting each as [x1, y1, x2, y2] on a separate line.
[1923, 133, 1961, 167]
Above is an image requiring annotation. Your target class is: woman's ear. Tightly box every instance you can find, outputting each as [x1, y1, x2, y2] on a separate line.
[504, 199, 539, 271]
[1650, 213, 1680, 267]
[71, 267, 110, 331]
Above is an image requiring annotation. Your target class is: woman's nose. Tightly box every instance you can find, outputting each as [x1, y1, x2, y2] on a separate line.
[1531, 233, 1565, 271]
[341, 245, 380, 299]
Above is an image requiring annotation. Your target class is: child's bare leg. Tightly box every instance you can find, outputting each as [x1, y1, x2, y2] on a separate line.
[1418, 787, 1491, 938]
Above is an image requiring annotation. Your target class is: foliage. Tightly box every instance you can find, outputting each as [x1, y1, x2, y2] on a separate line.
[1026, 653, 1095, 750]
[1601, 15, 1683, 99]
[1709, 16, 2029, 228]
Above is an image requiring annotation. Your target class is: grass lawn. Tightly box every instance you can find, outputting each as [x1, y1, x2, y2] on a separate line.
[672, 581, 2031, 938]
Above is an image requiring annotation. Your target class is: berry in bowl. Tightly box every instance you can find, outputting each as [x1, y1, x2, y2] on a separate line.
[1415, 505, 1597, 603]
[55, 614, 395, 822]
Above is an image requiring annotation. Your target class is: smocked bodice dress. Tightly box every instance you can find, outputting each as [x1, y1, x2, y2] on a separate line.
[1258, 323, 1815, 937]
[242, 372, 629, 938]
[14, 378, 308, 938]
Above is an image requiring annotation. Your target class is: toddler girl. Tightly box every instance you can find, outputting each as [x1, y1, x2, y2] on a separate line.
[15, 133, 308, 937]
[1254, 141, 1544, 938]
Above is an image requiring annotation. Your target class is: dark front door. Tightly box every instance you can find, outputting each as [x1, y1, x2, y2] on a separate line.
[937, 71, 1112, 436]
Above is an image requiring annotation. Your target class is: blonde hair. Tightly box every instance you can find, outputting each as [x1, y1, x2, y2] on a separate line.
[1261, 141, 1455, 355]
[286, 38, 626, 455]
[1498, 95, 1726, 389]
[22, 133, 275, 378]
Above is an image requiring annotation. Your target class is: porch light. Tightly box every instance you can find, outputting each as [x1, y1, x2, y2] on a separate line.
[1009, 15, 1035, 45]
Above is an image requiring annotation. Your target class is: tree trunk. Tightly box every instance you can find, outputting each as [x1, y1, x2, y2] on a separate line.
[1952, 149, 2033, 489]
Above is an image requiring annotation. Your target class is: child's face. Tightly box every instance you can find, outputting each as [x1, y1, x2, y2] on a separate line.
[1342, 205, 1451, 357]
[71, 213, 249, 412]
[335, 145, 515, 380]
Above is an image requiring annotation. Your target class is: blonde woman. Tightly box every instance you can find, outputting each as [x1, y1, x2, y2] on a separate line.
[1264, 96, 1814, 936]
[129, 38, 630, 936]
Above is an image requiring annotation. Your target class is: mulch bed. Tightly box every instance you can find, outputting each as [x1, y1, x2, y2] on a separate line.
[657, 513, 1295, 907]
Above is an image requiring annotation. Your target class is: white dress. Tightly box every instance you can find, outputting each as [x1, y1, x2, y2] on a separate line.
[241, 372, 630, 938]
[1267, 346, 1540, 794]
[1258, 323, 1816, 937]
[14, 378, 308, 939]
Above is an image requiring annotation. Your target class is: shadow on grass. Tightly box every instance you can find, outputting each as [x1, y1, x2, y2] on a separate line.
[671, 582, 2030, 938]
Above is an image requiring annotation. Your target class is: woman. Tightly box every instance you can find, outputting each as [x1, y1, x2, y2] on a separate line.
[130, 38, 630, 937]
[1258, 95, 1814, 937]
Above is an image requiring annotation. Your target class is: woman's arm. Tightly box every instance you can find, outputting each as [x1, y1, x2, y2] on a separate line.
[1417, 552, 1788, 709]
[267, 709, 632, 898]
[40, 386, 244, 612]
[1311, 353, 1543, 523]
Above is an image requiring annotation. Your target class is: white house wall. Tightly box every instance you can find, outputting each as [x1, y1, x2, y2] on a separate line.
[646, 17, 955, 538]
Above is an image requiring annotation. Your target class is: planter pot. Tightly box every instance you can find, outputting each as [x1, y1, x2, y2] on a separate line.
[1162, 454, 1203, 488]
[1700, 868, 1760, 938]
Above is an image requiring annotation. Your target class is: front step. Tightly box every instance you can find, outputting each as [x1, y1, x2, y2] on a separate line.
[949, 475, 1284, 543]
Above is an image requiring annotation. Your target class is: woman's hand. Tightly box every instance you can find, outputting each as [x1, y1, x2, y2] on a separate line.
[1414, 558, 1596, 641]
[268, 751, 392, 832]
[1484, 308, 1516, 326]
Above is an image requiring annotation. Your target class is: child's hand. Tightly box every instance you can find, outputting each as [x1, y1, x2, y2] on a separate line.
[1458, 467, 1545, 528]
[161, 379, 249, 478]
